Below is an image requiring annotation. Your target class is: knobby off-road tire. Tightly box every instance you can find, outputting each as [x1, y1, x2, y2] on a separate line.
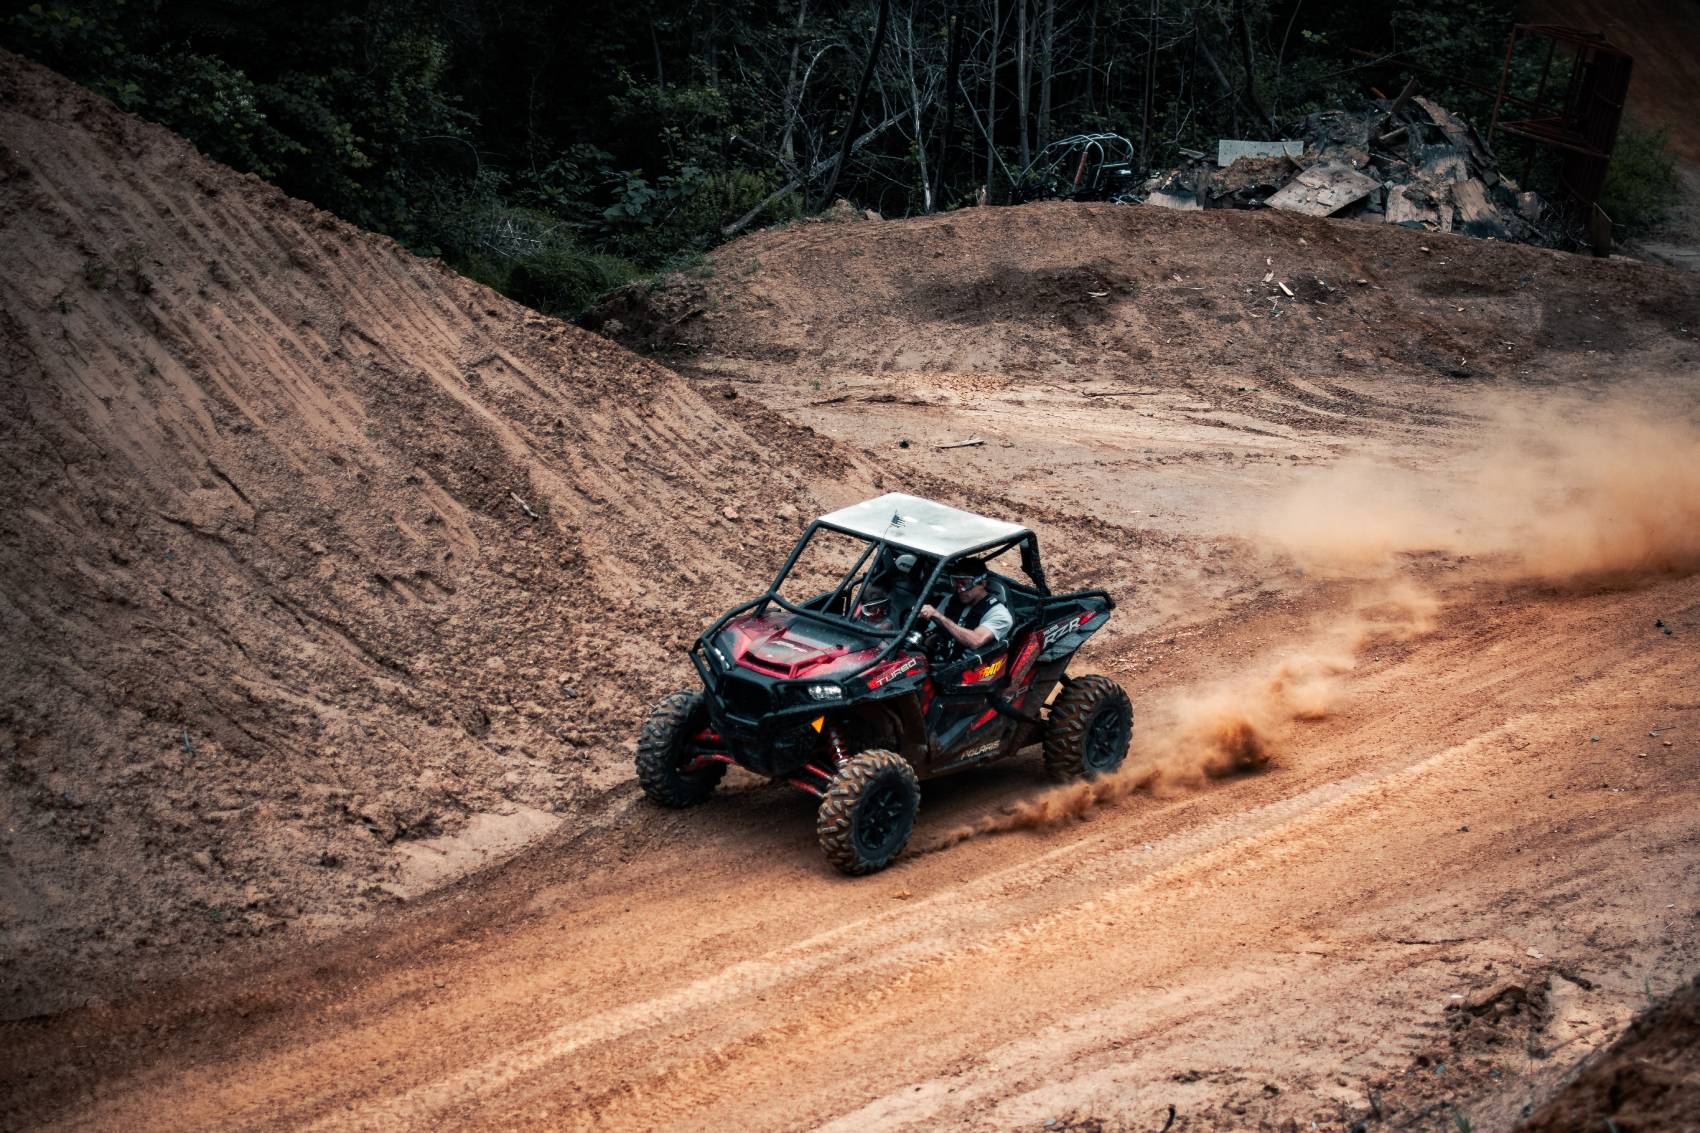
[635, 690, 726, 807]
[1043, 675, 1133, 781]
[817, 750, 921, 875]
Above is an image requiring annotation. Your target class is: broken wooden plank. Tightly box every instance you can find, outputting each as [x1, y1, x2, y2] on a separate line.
[1143, 188, 1202, 211]
[1385, 184, 1440, 229]
[1451, 178, 1509, 239]
[1413, 95, 1496, 179]
[1083, 389, 1162, 398]
[1216, 139, 1304, 166]
[1266, 161, 1380, 217]
[1417, 144, 1468, 183]
[936, 437, 986, 450]
[1386, 76, 1419, 120]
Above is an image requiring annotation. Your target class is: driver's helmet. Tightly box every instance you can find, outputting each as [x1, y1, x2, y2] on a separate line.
[947, 560, 990, 597]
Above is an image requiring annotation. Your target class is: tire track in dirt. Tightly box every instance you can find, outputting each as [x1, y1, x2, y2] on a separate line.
[0, 49, 897, 1016]
[32, 577, 1696, 1132]
[385, 591, 1699, 1132]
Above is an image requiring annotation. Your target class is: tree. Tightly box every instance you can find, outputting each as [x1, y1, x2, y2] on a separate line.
[820, 0, 893, 207]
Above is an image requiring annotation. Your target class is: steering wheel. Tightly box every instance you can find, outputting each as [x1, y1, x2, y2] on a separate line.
[919, 620, 957, 665]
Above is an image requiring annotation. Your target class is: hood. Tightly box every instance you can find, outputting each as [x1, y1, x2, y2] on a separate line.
[717, 610, 883, 681]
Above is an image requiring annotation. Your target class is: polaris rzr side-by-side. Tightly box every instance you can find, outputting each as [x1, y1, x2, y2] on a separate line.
[635, 493, 1133, 874]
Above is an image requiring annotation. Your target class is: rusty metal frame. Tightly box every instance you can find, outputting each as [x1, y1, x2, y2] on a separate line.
[1488, 23, 1632, 239]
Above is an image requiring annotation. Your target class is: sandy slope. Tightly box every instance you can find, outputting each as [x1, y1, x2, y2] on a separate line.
[0, 49, 874, 1017]
[7, 572, 1697, 1132]
[3, 44, 1700, 1133]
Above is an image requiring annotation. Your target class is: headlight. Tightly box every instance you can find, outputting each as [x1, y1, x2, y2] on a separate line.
[806, 683, 843, 701]
[709, 644, 730, 668]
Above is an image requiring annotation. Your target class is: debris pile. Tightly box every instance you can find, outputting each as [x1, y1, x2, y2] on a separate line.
[1141, 95, 1555, 245]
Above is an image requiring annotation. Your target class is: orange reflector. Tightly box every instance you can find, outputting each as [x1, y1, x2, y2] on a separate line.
[811, 716, 825, 733]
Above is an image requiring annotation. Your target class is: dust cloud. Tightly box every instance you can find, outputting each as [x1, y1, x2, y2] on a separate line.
[1262, 405, 1700, 585]
[924, 582, 1435, 850]
[926, 401, 1698, 851]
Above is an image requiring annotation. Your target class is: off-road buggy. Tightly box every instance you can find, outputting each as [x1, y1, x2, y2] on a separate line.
[635, 493, 1132, 874]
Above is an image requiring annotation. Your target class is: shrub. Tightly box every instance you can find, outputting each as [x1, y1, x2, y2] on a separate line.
[1601, 125, 1681, 234]
[598, 166, 800, 263]
[445, 204, 638, 318]
[506, 244, 639, 319]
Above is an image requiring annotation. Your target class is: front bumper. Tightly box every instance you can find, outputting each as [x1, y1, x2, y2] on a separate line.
[692, 651, 832, 778]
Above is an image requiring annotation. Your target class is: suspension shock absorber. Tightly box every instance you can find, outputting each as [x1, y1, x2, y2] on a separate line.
[826, 723, 849, 766]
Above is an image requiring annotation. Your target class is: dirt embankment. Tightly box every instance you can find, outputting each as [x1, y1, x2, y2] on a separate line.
[1517, 971, 1700, 1133]
[590, 198, 1700, 388]
[0, 49, 874, 1017]
[3, 39, 1699, 1133]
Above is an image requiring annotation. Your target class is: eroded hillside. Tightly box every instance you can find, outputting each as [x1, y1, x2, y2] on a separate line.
[0, 48, 870, 1015]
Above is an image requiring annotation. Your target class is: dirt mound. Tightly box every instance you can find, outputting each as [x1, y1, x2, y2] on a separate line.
[589, 200, 1700, 385]
[1517, 972, 1700, 1133]
[0, 50, 874, 1017]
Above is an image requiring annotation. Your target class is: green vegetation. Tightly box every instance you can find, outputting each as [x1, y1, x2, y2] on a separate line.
[6, 0, 1643, 317]
[1602, 126, 1681, 234]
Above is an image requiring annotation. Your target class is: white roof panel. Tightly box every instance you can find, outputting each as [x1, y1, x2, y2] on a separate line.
[817, 493, 1029, 558]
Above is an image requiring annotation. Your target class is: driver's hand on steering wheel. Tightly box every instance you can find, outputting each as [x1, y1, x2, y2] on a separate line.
[918, 604, 938, 621]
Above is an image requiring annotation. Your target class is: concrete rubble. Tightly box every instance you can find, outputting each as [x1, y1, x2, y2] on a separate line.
[1140, 94, 1554, 245]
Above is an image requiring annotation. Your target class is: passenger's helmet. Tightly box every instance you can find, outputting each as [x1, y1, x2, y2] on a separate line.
[856, 584, 892, 622]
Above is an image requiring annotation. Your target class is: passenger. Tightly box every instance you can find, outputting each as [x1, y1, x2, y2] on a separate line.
[851, 581, 897, 630]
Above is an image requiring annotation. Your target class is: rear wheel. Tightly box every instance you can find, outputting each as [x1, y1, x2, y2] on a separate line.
[1043, 675, 1133, 780]
[817, 750, 920, 875]
[635, 690, 727, 807]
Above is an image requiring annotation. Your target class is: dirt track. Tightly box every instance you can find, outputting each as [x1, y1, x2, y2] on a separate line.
[9, 571, 1698, 1131]
[4, 45, 1700, 1133]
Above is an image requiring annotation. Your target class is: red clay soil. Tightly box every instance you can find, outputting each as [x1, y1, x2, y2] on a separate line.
[5, 46, 1700, 1133]
[0, 48, 871, 1018]
[590, 195, 1700, 386]
[1517, 972, 1700, 1133]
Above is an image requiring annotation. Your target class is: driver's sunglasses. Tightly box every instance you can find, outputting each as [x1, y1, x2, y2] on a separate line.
[949, 574, 983, 590]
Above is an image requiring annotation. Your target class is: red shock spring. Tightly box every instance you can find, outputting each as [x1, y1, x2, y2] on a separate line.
[827, 724, 849, 765]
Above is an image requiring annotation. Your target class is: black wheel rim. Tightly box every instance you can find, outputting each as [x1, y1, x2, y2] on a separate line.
[854, 778, 913, 860]
[1084, 702, 1130, 773]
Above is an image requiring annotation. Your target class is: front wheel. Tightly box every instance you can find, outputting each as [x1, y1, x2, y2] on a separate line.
[635, 690, 727, 807]
[1043, 675, 1133, 781]
[817, 750, 921, 875]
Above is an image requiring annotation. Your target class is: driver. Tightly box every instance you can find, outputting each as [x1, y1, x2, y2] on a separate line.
[918, 560, 1012, 655]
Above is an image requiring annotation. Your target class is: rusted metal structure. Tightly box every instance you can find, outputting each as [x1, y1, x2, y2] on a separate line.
[1488, 24, 1632, 251]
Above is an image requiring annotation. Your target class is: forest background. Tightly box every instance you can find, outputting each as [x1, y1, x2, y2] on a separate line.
[2, 0, 1680, 318]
